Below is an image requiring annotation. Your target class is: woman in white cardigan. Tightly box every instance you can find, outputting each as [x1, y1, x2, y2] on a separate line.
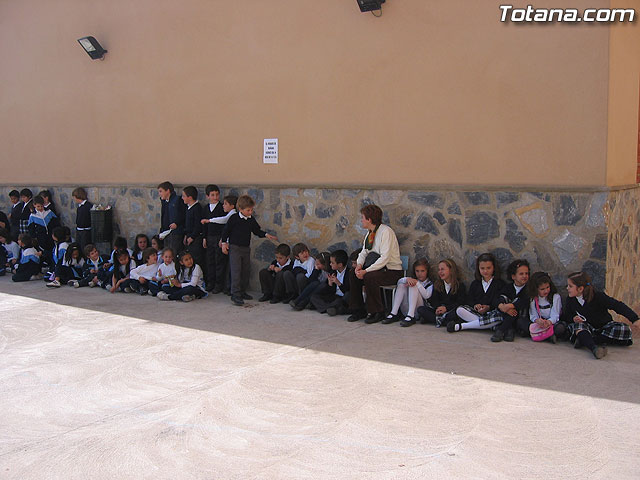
[348, 204, 404, 324]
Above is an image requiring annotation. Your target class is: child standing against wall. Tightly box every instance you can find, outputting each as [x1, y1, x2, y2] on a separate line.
[72, 187, 93, 250]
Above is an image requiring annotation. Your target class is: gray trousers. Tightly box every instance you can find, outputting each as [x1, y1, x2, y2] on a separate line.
[229, 244, 251, 296]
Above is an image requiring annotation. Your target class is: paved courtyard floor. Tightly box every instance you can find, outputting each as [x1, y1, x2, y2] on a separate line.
[0, 277, 639, 479]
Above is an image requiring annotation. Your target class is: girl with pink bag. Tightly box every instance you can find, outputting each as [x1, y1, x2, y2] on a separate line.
[527, 272, 562, 343]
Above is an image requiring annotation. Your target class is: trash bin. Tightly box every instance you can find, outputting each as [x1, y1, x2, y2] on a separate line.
[90, 209, 113, 244]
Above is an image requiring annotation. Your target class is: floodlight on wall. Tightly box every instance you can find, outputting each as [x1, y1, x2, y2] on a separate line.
[357, 0, 385, 16]
[77, 36, 108, 60]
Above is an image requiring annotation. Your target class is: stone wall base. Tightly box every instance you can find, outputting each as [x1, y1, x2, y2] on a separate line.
[2, 185, 635, 301]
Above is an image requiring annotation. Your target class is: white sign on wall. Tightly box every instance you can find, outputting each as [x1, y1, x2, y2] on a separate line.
[263, 138, 278, 164]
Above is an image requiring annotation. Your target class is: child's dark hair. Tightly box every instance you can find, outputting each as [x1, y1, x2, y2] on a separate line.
[223, 195, 237, 207]
[316, 251, 331, 269]
[33, 195, 45, 206]
[434, 258, 461, 294]
[157, 181, 174, 193]
[292, 243, 309, 259]
[64, 243, 84, 263]
[133, 234, 150, 255]
[62, 226, 71, 242]
[475, 252, 499, 281]
[142, 247, 158, 264]
[160, 247, 175, 259]
[0, 227, 10, 241]
[205, 184, 220, 195]
[114, 236, 128, 250]
[568, 271, 595, 303]
[182, 185, 198, 200]
[349, 248, 362, 264]
[115, 250, 132, 279]
[9, 190, 20, 198]
[71, 187, 87, 200]
[52, 226, 66, 242]
[412, 257, 430, 278]
[330, 249, 348, 267]
[38, 190, 52, 202]
[275, 243, 291, 257]
[506, 259, 530, 279]
[177, 250, 194, 278]
[83, 243, 98, 257]
[151, 234, 164, 250]
[19, 188, 33, 198]
[528, 271, 558, 303]
[18, 233, 35, 248]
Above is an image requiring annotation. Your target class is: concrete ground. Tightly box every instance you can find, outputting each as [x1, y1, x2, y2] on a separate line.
[0, 277, 639, 480]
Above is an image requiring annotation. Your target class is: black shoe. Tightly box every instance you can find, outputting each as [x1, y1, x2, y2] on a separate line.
[573, 336, 582, 349]
[241, 293, 253, 300]
[224, 289, 231, 296]
[592, 345, 608, 359]
[211, 286, 224, 294]
[269, 296, 282, 304]
[347, 311, 366, 322]
[364, 312, 384, 324]
[327, 307, 338, 317]
[503, 329, 515, 342]
[400, 318, 416, 327]
[548, 334, 557, 344]
[282, 294, 296, 304]
[259, 294, 272, 302]
[447, 320, 461, 333]
[382, 313, 401, 325]
[231, 296, 244, 306]
[289, 299, 298, 308]
[491, 329, 505, 342]
[306, 303, 316, 310]
[293, 304, 305, 311]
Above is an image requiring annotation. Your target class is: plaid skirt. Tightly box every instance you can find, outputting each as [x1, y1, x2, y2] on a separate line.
[568, 321, 633, 344]
[458, 305, 503, 327]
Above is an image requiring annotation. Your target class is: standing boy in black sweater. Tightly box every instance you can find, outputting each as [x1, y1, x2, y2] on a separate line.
[221, 194, 277, 306]
[72, 187, 93, 250]
[181, 185, 204, 267]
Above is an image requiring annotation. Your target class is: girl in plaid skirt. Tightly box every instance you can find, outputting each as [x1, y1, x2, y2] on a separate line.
[450, 253, 505, 333]
[562, 272, 638, 359]
[490, 259, 530, 342]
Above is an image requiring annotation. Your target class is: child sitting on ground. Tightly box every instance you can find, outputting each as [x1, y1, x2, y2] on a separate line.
[490, 259, 530, 343]
[38, 190, 58, 217]
[258, 243, 293, 302]
[47, 243, 85, 288]
[290, 252, 332, 311]
[107, 237, 134, 267]
[310, 249, 351, 316]
[526, 271, 562, 343]
[77, 244, 109, 287]
[12, 234, 41, 282]
[221, 194, 278, 306]
[451, 253, 505, 333]
[0, 227, 20, 272]
[279, 242, 315, 304]
[109, 250, 136, 293]
[28, 195, 59, 270]
[149, 248, 177, 296]
[417, 258, 466, 328]
[129, 247, 159, 295]
[157, 250, 207, 302]
[132, 234, 150, 267]
[562, 271, 638, 359]
[383, 258, 433, 327]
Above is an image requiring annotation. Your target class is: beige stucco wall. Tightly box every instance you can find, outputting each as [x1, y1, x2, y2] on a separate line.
[606, 0, 640, 187]
[0, 0, 622, 187]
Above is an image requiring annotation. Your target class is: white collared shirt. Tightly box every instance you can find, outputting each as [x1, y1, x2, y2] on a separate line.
[209, 202, 219, 212]
[577, 295, 585, 306]
[277, 259, 291, 269]
[239, 212, 251, 220]
[336, 267, 347, 296]
[482, 278, 493, 293]
[444, 281, 451, 294]
[514, 284, 525, 295]
[187, 202, 197, 210]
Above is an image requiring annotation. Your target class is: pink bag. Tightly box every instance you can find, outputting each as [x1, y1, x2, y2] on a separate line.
[530, 297, 554, 341]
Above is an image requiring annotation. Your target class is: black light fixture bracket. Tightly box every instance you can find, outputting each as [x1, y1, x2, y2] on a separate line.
[357, 0, 386, 15]
[77, 36, 108, 60]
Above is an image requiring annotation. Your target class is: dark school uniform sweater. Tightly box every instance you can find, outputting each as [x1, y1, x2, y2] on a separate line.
[221, 214, 266, 247]
[430, 282, 467, 311]
[561, 292, 638, 330]
[184, 202, 204, 241]
[465, 278, 506, 307]
[203, 202, 226, 237]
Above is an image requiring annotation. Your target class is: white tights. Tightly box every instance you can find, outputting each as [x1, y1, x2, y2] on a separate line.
[391, 282, 430, 318]
[455, 306, 495, 330]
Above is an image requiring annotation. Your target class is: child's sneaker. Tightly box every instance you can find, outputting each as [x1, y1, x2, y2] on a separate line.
[156, 291, 170, 300]
[46, 279, 61, 288]
[123, 287, 133, 293]
[182, 295, 195, 302]
[67, 280, 80, 288]
[88, 280, 98, 288]
[231, 295, 244, 306]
